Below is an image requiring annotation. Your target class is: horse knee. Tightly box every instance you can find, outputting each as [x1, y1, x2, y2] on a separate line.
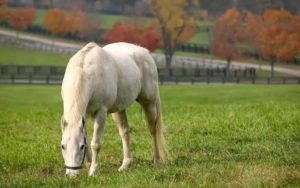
[91, 143, 101, 152]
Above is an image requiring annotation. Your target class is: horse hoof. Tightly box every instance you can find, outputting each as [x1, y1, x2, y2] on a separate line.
[88, 164, 98, 176]
[118, 158, 132, 172]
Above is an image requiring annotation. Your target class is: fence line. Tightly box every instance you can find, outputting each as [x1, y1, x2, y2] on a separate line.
[0, 65, 299, 85]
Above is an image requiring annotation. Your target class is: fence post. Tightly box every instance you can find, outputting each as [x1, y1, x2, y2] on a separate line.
[267, 78, 270, 84]
[46, 75, 50, 84]
[11, 74, 15, 84]
[282, 78, 286, 84]
[252, 77, 255, 84]
[206, 75, 210, 85]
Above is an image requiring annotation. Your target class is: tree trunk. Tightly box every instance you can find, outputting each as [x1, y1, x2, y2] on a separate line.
[226, 58, 231, 78]
[271, 60, 275, 77]
[165, 53, 173, 76]
[161, 28, 175, 77]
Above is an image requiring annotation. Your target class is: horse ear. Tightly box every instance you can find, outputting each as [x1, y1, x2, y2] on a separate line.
[61, 115, 67, 132]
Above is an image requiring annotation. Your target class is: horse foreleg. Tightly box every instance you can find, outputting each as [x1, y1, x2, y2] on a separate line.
[85, 137, 92, 168]
[112, 111, 132, 172]
[89, 110, 106, 176]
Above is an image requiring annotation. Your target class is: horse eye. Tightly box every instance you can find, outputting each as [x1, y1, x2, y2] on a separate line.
[61, 145, 65, 150]
[80, 145, 85, 150]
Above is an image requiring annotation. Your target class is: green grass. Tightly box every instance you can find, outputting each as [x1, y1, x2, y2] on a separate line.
[34, 9, 137, 30]
[0, 46, 70, 66]
[0, 84, 299, 187]
[256, 69, 291, 78]
[190, 30, 211, 45]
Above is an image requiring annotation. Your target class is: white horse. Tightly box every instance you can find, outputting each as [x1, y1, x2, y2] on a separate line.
[61, 42, 167, 176]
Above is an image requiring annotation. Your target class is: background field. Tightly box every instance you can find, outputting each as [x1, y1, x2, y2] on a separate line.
[0, 84, 299, 187]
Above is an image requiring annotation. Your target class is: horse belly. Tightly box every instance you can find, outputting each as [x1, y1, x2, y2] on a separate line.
[107, 61, 141, 113]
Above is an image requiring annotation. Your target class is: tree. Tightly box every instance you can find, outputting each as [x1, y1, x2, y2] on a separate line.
[8, 7, 36, 37]
[148, 0, 197, 75]
[211, 8, 244, 74]
[43, 8, 73, 37]
[255, 10, 300, 77]
[70, 8, 99, 40]
[0, 1, 10, 24]
[105, 21, 162, 52]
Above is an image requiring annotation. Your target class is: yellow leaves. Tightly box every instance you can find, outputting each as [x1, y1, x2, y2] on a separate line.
[149, 0, 197, 36]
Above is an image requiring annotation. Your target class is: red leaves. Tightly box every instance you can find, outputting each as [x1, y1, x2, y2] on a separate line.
[8, 7, 35, 30]
[255, 10, 300, 62]
[212, 8, 300, 63]
[43, 8, 99, 38]
[211, 8, 242, 60]
[43, 8, 72, 36]
[0, 5, 10, 23]
[105, 21, 162, 52]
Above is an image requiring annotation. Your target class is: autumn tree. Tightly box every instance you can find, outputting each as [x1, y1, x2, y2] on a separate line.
[211, 8, 245, 74]
[43, 8, 73, 37]
[148, 0, 197, 75]
[8, 7, 36, 37]
[0, 0, 10, 24]
[105, 21, 162, 52]
[44, 8, 99, 41]
[255, 10, 300, 77]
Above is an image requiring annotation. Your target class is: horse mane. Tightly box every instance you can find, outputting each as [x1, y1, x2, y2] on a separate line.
[62, 42, 98, 124]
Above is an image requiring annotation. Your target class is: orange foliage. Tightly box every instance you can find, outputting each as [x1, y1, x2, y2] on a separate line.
[70, 8, 99, 39]
[211, 8, 243, 61]
[178, 27, 196, 44]
[43, 8, 99, 38]
[213, 8, 300, 63]
[0, 5, 10, 23]
[105, 21, 162, 52]
[8, 7, 36, 30]
[43, 8, 72, 36]
[255, 10, 300, 62]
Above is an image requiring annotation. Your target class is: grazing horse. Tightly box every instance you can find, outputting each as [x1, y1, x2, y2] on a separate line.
[61, 42, 167, 176]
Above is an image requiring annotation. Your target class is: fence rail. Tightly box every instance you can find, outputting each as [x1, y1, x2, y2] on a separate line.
[0, 65, 299, 85]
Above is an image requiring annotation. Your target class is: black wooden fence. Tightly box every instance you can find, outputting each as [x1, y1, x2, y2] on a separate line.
[0, 65, 299, 85]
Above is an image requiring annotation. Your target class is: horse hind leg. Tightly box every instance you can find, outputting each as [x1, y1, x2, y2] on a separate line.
[112, 110, 132, 172]
[140, 97, 167, 166]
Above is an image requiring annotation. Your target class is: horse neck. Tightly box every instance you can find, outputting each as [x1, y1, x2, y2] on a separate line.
[63, 69, 89, 124]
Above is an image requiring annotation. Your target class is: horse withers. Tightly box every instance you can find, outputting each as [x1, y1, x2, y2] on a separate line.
[60, 42, 167, 177]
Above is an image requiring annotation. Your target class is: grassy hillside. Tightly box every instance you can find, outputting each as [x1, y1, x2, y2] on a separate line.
[0, 84, 299, 187]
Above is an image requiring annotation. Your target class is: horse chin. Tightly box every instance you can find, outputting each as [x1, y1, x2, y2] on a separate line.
[66, 169, 80, 177]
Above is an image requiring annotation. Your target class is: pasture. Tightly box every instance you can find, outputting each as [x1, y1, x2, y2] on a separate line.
[0, 84, 299, 187]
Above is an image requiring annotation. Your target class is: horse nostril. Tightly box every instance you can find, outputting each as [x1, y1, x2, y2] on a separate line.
[80, 145, 84, 150]
[61, 145, 65, 150]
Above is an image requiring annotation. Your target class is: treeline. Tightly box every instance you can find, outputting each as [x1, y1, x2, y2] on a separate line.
[211, 8, 300, 76]
[6, 0, 300, 17]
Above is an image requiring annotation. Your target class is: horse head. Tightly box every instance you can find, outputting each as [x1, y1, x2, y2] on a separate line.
[60, 116, 87, 177]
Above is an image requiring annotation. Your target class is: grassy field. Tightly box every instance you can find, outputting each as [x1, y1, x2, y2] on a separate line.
[0, 84, 299, 187]
[0, 46, 70, 66]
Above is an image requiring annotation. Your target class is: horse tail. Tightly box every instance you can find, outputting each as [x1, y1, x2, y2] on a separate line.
[155, 94, 169, 162]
